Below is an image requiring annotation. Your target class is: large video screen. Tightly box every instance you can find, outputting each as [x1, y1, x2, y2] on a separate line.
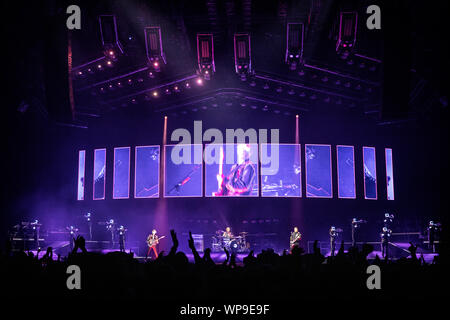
[305, 144, 332, 198]
[261, 144, 301, 197]
[113, 147, 130, 199]
[336, 145, 356, 199]
[93, 148, 106, 200]
[165, 144, 203, 197]
[205, 143, 259, 197]
[385, 148, 394, 200]
[77, 150, 85, 200]
[363, 146, 377, 200]
[134, 146, 160, 198]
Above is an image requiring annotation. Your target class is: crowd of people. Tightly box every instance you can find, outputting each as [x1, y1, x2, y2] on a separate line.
[1, 229, 448, 303]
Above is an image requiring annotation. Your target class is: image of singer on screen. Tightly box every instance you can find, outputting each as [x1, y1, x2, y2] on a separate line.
[213, 144, 256, 196]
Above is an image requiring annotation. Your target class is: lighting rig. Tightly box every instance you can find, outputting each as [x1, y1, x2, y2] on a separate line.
[99, 15, 123, 62]
[145, 26, 166, 72]
[197, 34, 215, 80]
[336, 11, 358, 58]
[234, 33, 253, 81]
[285, 23, 304, 71]
[73, 13, 381, 117]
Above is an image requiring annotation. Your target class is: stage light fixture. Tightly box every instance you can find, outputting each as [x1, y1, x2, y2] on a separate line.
[152, 91, 159, 97]
[234, 33, 253, 80]
[285, 23, 304, 70]
[99, 15, 124, 59]
[144, 26, 166, 72]
[336, 12, 358, 55]
[196, 78, 203, 85]
[197, 34, 215, 80]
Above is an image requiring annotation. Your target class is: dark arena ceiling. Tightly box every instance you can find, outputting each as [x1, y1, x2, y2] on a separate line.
[5, 0, 449, 129]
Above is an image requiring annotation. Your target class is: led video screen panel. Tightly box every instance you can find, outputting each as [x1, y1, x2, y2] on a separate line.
[205, 143, 259, 197]
[261, 144, 301, 197]
[337, 145, 356, 199]
[385, 148, 395, 200]
[77, 150, 85, 200]
[363, 147, 377, 200]
[305, 144, 332, 198]
[93, 148, 106, 200]
[134, 146, 160, 198]
[164, 144, 203, 197]
[113, 147, 130, 199]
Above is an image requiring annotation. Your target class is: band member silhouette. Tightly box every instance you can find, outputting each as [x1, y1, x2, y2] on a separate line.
[381, 227, 392, 258]
[290, 227, 302, 250]
[118, 225, 127, 252]
[213, 144, 256, 196]
[147, 229, 161, 259]
[329, 226, 338, 256]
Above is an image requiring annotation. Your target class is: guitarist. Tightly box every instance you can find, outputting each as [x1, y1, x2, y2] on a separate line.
[290, 227, 302, 250]
[146, 229, 164, 259]
[213, 144, 256, 196]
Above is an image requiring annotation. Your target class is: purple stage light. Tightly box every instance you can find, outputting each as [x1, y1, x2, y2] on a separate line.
[336, 145, 356, 199]
[363, 146, 378, 200]
[164, 144, 203, 198]
[134, 146, 160, 198]
[77, 150, 86, 200]
[113, 147, 131, 199]
[305, 144, 333, 198]
[93, 148, 106, 200]
[385, 148, 395, 200]
[261, 144, 302, 198]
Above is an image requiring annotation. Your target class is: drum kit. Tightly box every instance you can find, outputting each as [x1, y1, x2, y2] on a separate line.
[211, 230, 250, 253]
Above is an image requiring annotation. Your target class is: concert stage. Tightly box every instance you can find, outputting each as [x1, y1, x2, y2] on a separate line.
[3, 0, 448, 308]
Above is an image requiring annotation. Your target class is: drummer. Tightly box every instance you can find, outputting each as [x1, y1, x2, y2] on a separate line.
[222, 227, 233, 240]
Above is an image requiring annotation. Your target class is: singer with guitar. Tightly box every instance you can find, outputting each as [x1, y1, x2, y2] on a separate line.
[213, 144, 256, 196]
[290, 227, 302, 250]
[146, 229, 165, 259]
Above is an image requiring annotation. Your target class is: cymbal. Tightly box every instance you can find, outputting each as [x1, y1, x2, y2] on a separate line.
[239, 231, 248, 235]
